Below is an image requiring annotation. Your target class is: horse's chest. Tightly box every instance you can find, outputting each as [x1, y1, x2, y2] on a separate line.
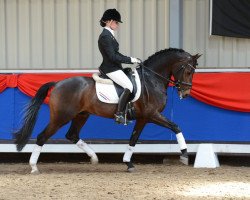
[155, 94, 167, 106]
[142, 91, 167, 113]
[152, 86, 167, 102]
[147, 83, 167, 104]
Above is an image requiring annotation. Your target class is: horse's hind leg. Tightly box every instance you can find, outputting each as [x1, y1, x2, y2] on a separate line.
[29, 122, 61, 174]
[65, 112, 89, 143]
[65, 113, 98, 164]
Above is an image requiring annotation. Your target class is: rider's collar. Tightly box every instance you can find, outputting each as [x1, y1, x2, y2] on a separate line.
[104, 27, 115, 37]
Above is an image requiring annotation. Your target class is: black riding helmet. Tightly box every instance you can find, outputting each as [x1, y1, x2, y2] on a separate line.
[100, 9, 123, 24]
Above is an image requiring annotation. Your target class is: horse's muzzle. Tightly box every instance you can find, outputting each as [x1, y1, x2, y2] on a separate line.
[178, 89, 191, 99]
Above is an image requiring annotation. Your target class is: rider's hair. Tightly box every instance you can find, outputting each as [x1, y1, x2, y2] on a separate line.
[100, 20, 106, 27]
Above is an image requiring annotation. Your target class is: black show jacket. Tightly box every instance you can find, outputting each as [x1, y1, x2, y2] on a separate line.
[98, 28, 132, 74]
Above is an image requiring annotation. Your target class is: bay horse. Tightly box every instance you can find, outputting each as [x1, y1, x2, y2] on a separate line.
[14, 48, 201, 174]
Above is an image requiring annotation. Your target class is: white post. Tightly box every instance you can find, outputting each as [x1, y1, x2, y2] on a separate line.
[194, 143, 220, 168]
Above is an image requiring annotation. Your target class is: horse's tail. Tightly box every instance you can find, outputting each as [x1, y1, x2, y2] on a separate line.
[14, 82, 56, 151]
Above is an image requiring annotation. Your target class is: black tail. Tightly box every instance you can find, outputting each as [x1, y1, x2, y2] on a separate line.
[14, 82, 56, 151]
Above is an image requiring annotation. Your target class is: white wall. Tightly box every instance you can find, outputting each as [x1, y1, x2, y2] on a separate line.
[0, 0, 170, 69]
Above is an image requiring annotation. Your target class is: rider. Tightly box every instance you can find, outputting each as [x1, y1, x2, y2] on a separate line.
[98, 9, 141, 124]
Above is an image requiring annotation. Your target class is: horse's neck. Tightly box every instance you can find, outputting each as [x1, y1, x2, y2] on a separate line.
[140, 67, 168, 107]
[144, 61, 172, 89]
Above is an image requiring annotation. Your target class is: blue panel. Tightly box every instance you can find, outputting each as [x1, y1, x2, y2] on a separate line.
[1, 87, 250, 142]
[172, 88, 250, 142]
[0, 88, 14, 139]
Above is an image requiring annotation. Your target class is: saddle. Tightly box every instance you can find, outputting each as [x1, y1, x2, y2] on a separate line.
[100, 68, 137, 99]
[93, 68, 141, 121]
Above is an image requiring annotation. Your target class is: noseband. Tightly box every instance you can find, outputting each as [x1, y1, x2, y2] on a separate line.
[173, 63, 195, 91]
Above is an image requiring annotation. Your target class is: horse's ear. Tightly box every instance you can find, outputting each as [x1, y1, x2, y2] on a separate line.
[192, 54, 202, 60]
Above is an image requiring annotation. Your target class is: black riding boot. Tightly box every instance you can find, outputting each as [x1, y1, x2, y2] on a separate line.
[115, 89, 131, 124]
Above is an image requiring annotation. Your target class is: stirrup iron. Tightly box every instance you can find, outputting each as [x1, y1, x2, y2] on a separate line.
[114, 111, 131, 125]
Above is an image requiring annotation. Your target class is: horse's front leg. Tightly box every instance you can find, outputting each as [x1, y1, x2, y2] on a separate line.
[150, 112, 189, 165]
[123, 119, 146, 172]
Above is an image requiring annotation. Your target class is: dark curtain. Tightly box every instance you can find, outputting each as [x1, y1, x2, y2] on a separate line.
[211, 0, 250, 38]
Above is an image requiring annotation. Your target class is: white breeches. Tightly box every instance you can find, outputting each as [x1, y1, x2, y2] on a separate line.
[106, 70, 133, 93]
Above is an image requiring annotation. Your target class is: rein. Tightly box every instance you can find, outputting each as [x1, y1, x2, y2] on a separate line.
[140, 63, 175, 85]
[139, 62, 194, 89]
[138, 60, 195, 103]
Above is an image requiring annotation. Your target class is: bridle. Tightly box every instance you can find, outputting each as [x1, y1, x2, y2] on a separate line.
[139, 62, 195, 90]
[138, 61, 195, 102]
[173, 63, 195, 91]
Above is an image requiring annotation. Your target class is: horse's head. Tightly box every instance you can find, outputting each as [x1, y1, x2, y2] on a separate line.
[172, 53, 202, 99]
[142, 48, 202, 99]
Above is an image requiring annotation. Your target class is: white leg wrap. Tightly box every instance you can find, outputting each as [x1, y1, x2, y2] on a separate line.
[29, 144, 42, 165]
[123, 145, 134, 162]
[176, 132, 187, 150]
[76, 139, 96, 157]
[29, 144, 42, 173]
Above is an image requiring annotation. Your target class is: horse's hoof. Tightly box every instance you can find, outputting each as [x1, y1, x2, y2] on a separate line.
[91, 156, 99, 164]
[30, 164, 40, 174]
[180, 155, 189, 165]
[31, 169, 40, 175]
[125, 162, 135, 172]
[127, 167, 136, 173]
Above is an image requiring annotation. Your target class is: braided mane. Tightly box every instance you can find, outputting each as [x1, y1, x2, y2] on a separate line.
[143, 48, 185, 66]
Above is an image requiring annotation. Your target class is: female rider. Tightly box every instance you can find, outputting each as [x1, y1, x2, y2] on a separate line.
[98, 9, 141, 124]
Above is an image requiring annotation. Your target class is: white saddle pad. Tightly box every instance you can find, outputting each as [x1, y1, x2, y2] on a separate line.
[93, 69, 141, 104]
